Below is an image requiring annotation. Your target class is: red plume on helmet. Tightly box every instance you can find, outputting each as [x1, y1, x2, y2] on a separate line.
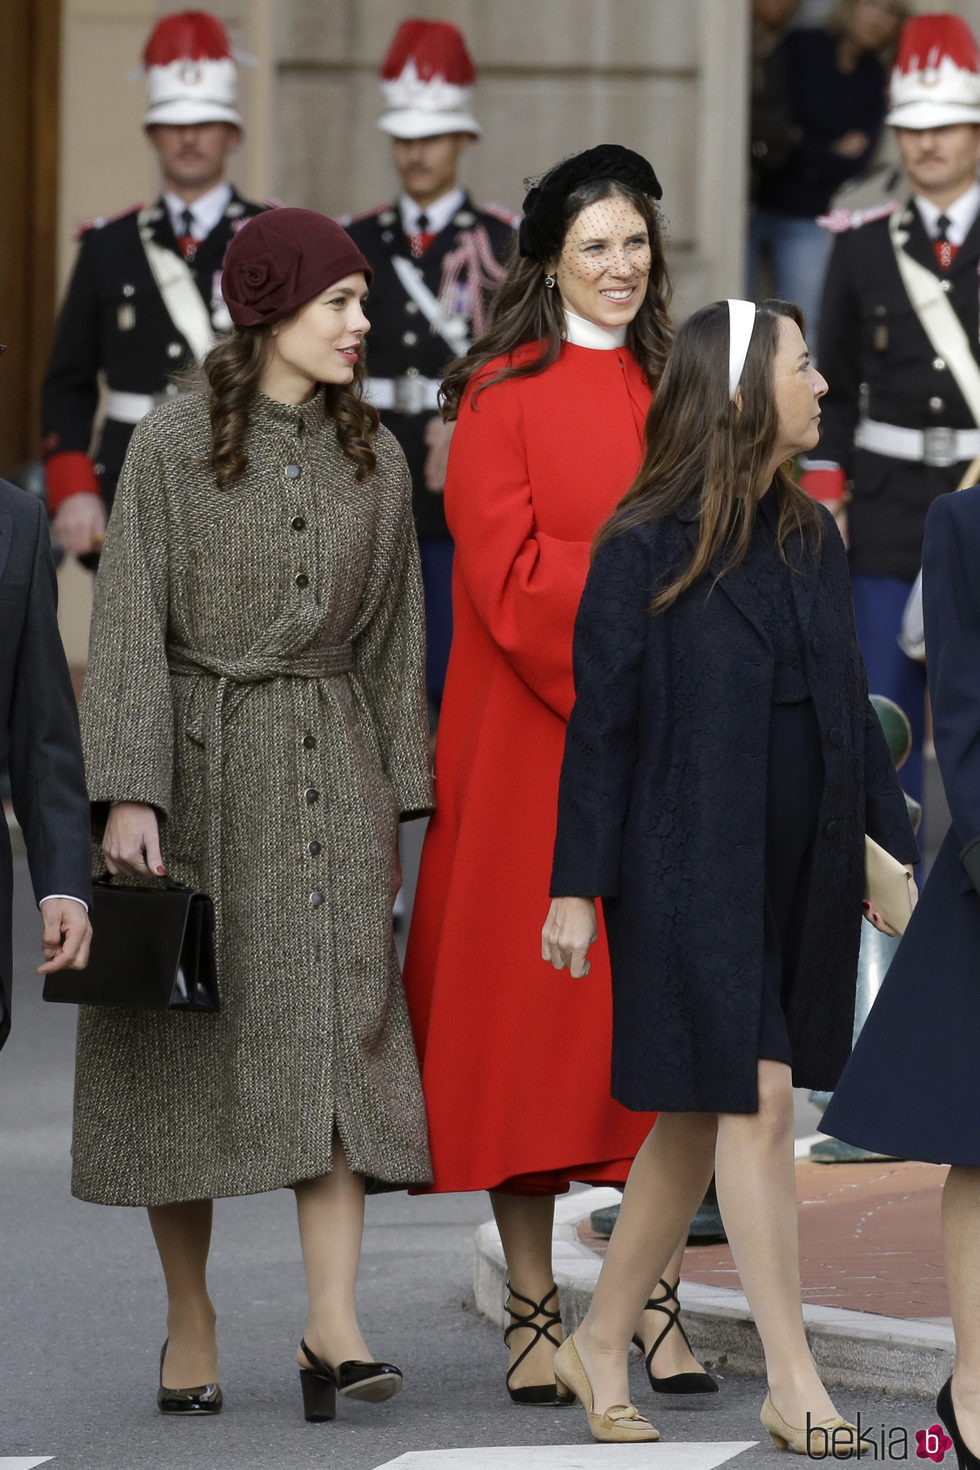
[141, 8, 242, 129]
[380, 19, 476, 86]
[377, 18, 481, 140]
[887, 13, 980, 129]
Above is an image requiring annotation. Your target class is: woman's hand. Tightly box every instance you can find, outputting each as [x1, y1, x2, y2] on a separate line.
[103, 802, 166, 878]
[541, 897, 597, 978]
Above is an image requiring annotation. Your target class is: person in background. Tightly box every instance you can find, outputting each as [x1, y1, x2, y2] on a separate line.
[749, 0, 908, 344]
[749, 0, 804, 210]
[342, 19, 515, 715]
[405, 146, 715, 1412]
[543, 298, 917, 1449]
[802, 13, 980, 815]
[41, 9, 266, 562]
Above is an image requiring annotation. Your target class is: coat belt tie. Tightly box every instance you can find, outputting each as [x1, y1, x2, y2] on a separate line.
[165, 641, 353, 922]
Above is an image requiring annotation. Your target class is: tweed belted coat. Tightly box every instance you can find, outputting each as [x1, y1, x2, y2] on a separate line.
[551, 498, 918, 1115]
[72, 389, 433, 1207]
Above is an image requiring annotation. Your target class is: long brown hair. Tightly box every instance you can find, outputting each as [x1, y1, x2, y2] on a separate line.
[596, 299, 824, 611]
[440, 179, 672, 418]
[202, 327, 380, 490]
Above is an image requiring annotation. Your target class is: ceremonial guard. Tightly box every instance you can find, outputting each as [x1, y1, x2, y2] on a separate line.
[804, 12, 980, 808]
[41, 9, 267, 561]
[343, 20, 515, 708]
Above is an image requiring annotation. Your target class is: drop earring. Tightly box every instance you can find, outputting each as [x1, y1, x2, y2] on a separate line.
[544, 275, 556, 289]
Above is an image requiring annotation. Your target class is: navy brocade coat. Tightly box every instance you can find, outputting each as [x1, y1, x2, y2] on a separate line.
[550, 498, 918, 1114]
[822, 485, 980, 1165]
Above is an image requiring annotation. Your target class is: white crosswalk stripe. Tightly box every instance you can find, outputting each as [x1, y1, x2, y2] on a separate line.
[0, 1459, 54, 1469]
[373, 1442, 757, 1469]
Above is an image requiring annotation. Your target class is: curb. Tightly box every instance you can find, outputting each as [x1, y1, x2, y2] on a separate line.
[473, 1187, 952, 1398]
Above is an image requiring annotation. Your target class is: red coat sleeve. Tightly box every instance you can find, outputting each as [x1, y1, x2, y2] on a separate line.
[444, 374, 589, 721]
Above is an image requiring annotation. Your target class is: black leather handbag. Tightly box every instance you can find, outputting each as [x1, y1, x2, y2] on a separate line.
[43, 875, 220, 1012]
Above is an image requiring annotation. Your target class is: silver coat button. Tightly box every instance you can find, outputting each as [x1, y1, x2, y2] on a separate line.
[167, 342, 182, 359]
[933, 357, 946, 372]
[310, 890, 324, 907]
[402, 331, 418, 346]
[929, 396, 945, 411]
[405, 301, 419, 315]
[123, 284, 135, 297]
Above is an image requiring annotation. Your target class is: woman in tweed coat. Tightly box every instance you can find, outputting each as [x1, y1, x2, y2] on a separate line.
[72, 210, 432, 1420]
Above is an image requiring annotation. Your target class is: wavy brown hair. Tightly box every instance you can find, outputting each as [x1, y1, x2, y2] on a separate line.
[202, 326, 380, 489]
[440, 179, 672, 419]
[596, 299, 823, 611]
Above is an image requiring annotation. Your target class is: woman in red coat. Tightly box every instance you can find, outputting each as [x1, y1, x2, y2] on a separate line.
[404, 147, 714, 1409]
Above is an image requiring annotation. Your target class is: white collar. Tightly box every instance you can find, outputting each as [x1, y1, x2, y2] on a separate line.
[163, 181, 233, 242]
[399, 187, 466, 239]
[562, 308, 627, 350]
[914, 180, 980, 247]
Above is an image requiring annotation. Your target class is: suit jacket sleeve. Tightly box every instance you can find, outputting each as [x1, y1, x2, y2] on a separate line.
[922, 488, 980, 892]
[445, 375, 592, 721]
[550, 528, 654, 898]
[79, 416, 174, 825]
[41, 231, 104, 502]
[7, 497, 92, 908]
[349, 436, 433, 818]
[816, 233, 862, 472]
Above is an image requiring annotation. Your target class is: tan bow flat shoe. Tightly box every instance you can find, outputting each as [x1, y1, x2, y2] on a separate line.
[553, 1335, 660, 1444]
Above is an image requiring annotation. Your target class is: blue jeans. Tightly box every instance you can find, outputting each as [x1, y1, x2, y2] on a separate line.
[748, 211, 833, 348]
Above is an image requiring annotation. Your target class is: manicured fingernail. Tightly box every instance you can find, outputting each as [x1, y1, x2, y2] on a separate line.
[156, 866, 166, 875]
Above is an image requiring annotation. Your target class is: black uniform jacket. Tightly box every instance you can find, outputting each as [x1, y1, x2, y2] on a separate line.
[818, 198, 980, 580]
[344, 194, 515, 539]
[0, 481, 91, 1050]
[41, 188, 266, 514]
[822, 484, 980, 1165]
[550, 498, 917, 1114]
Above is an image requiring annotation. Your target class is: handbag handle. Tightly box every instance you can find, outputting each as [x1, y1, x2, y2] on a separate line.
[94, 870, 192, 894]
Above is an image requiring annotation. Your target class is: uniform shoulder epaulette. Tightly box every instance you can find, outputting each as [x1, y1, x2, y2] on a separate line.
[482, 203, 520, 228]
[816, 200, 900, 235]
[74, 202, 142, 240]
[342, 203, 394, 227]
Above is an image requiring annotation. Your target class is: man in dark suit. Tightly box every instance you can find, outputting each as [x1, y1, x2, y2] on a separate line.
[41, 9, 266, 563]
[0, 477, 92, 1051]
[803, 13, 980, 810]
[343, 19, 515, 710]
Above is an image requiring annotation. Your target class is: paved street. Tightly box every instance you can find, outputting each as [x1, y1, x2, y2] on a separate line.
[0, 830, 944, 1470]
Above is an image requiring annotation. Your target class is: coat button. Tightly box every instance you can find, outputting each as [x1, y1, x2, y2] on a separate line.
[306, 788, 320, 804]
[122, 283, 135, 297]
[303, 734, 317, 750]
[295, 572, 309, 588]
[402, 330, 418, 346]
[286, 464, 302, 479]
[940, 279, 952, 294]
[824, 820, 838, 838]
[933, 357, 947, 372]
[405, 301, 419, 315]
[930, 396, 945, 412]
[310, 890, 325, 907]
[308, 840, 321, 856]
[167, 341, 183, 358]
[291, 515, 306, 531]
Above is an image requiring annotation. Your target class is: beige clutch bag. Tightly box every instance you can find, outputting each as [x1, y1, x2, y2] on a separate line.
[864, 835, 913, 935]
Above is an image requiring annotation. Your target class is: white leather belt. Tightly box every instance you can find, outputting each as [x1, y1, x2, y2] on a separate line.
[857, 417, 980, 468]
[366, 375, 441, 415]
[104, 390, 157, 424]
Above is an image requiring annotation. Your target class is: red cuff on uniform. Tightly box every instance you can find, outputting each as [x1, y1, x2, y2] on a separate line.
[45, 451, 101, 513]
[799, 466, 846, 504]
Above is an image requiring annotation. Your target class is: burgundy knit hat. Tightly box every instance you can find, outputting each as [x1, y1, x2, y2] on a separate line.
[222, 208, 373, 328]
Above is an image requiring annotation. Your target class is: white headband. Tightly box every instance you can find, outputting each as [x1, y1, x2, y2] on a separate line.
[727, 298, 757, 401]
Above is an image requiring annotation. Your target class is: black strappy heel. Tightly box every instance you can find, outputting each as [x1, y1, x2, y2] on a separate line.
[631, 1278, 719, 1396]
[503, 1282, 574, 1406]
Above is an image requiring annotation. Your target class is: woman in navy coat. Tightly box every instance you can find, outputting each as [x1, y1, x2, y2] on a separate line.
[823, 484, 980, 1470]
[541, 299, 918, 1450]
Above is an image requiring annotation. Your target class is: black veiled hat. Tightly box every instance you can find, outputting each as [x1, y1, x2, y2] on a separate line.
[518, 144, 663, 262]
